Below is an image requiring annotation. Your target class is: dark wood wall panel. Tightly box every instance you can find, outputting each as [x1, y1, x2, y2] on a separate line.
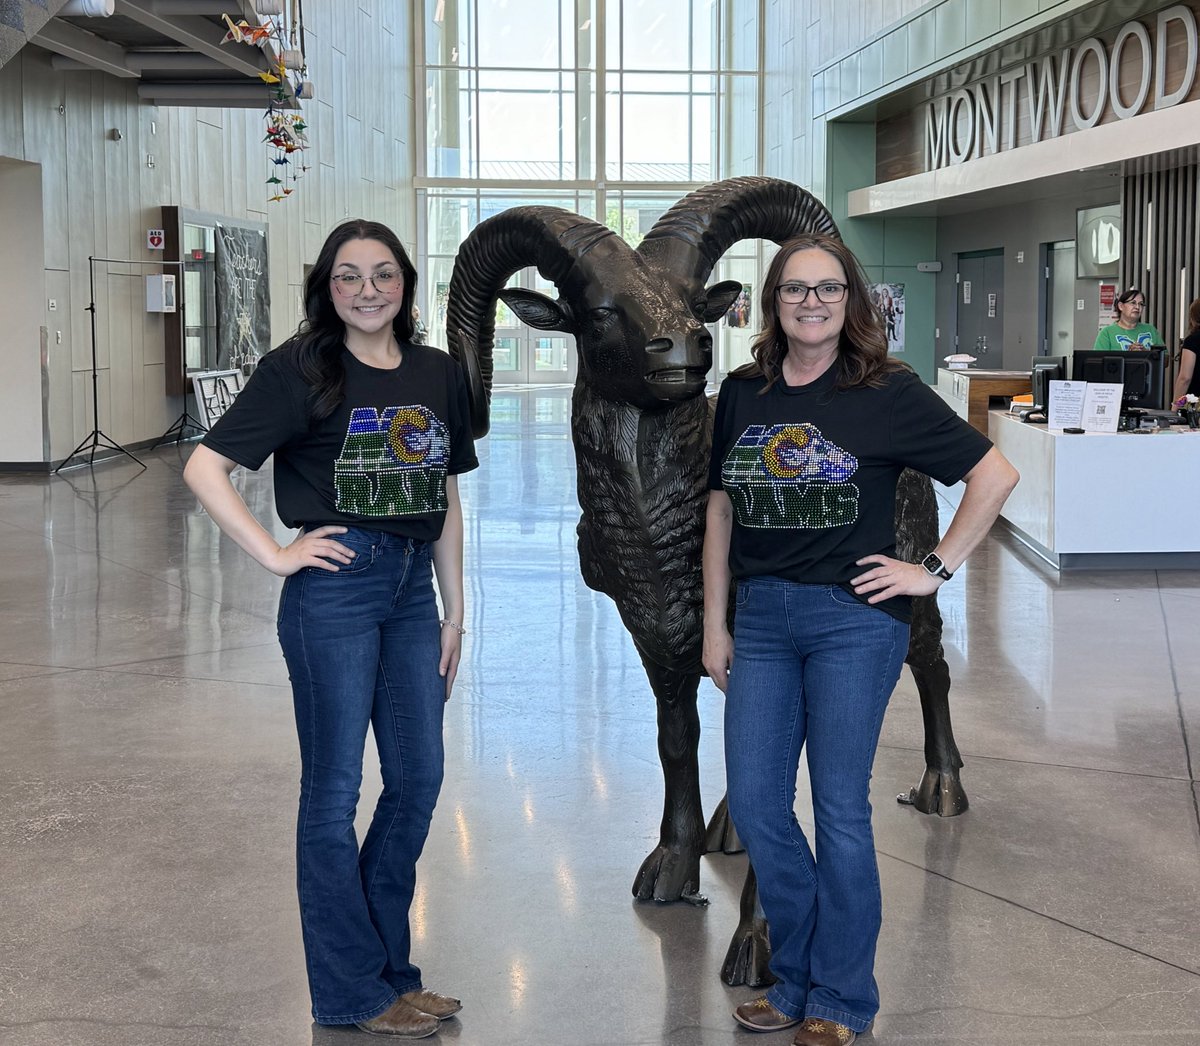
[1121, 162, 1199, 402]
[876, 6, 1200, 183]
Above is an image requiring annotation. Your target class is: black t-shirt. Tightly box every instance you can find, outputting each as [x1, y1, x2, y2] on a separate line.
[1184, 331, 1200, 397]
[202, 343, 478, 543]
[708, 365, 992, 621]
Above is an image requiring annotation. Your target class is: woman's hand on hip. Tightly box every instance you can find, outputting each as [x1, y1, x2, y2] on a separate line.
[269, 525, 355, 576]
[851, 554, 942, 602]
[703, 627, 734, 693]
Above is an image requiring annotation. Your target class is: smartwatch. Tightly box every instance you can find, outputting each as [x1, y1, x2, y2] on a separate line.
[921, 552, 953, 581]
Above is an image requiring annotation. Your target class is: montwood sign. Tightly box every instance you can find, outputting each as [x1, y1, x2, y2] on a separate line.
[926, 3, 1198, 168]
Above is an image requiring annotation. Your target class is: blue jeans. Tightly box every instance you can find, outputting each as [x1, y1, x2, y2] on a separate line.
[276, 528, 445, 1025]
[724, 578, 909, 1032]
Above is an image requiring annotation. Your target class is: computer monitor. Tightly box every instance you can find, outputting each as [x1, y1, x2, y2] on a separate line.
[1070, 347, 1167, 410]
[1030, 354, 1068, 414]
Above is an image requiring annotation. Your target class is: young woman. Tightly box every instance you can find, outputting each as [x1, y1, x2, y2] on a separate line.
[1172, 297, 1200, 403]
[703, 234, 1017, 1046]
[184, 219, 477, 1038]
[1093, 287, 1162, 351]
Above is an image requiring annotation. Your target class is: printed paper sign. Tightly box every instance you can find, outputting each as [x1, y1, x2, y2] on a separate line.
[1081, 382, 1123, 433]
[1047, 379, 1086, 429]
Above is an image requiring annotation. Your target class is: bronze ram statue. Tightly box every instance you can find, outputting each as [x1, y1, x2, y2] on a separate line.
[445, 177, 969, 978]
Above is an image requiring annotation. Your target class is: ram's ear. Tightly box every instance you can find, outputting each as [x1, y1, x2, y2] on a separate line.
[500, 289, 574, 331]
[699, 280, 746, 323]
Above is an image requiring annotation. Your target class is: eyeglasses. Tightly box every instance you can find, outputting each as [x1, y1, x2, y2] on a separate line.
[777, 281, 848, 305]
[330, 270, 403, 297]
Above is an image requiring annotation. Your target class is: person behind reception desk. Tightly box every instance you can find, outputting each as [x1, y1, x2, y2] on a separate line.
[1172, 297, 1200, 402]
[1094, 287, 1162, 351]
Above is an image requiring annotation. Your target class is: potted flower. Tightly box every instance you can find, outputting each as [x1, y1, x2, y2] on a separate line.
[1175, 393, 1200, 429]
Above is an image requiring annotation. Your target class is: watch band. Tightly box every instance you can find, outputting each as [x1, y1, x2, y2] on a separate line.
[921, 552, 953, 580]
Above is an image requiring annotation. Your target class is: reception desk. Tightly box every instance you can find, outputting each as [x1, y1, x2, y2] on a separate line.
[936, 367, 1032, 435]
[989, 411, 1200, 569]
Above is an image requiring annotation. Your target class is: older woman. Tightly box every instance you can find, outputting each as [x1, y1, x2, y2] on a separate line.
[1094, 287, 1162, 351]
[703, 234, 1017, 1046]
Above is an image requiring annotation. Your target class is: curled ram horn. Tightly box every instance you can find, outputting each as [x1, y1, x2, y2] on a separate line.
[639, 176, 840, 292]
[445, 207, 615, 439]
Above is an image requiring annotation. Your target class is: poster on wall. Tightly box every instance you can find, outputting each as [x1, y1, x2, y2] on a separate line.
[192, 369, 245, 430]
[1098, 282, 1117, 330]
[215, 224, 270, 374]
[725, 284, 752, 328]
[870, 282, 905, 353]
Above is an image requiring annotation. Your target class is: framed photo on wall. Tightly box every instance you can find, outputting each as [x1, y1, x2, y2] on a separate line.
[1077, 204, 1121, 278]
[192, 369, 245, 430]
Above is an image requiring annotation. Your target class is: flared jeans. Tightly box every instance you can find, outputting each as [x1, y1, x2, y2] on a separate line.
[277, 529, 445, 1025]
[724, 578, 909, 1033]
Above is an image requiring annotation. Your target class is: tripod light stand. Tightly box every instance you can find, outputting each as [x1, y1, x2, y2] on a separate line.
[55, 256, 187, 475]
[152, 394, 208, 449]
[57, 257, 144, 475]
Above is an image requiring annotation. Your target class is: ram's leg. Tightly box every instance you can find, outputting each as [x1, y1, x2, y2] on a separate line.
[898, 651, 969, 817]
[631, 652, 708, 904]
[721, 863, 774, 987]
[703, 793, 744, 854]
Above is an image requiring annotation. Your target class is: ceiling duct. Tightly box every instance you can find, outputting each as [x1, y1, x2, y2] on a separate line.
[60, 0, 115, 15]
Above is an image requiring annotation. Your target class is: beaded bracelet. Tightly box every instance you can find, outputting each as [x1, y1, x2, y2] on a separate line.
[439, 619, 467, 636]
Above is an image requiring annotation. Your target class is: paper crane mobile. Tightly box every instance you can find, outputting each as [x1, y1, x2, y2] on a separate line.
[220, 11, 312, 203]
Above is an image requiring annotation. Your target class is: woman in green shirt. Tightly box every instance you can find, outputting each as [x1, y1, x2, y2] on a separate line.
[1094, 287, 1162, 351]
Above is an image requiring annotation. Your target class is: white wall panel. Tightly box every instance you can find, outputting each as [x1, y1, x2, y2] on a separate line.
[0, 0, 416, 465]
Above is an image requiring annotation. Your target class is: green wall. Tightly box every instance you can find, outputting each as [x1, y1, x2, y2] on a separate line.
[826, 123, 939, 382]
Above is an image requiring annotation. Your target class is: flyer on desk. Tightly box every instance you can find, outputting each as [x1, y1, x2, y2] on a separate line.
[1047, 380, 1086, 428]
[1080, 383, 1123, 432]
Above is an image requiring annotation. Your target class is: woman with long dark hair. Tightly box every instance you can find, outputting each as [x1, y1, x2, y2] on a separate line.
[1172, 297, 1200, 402]
[184, 219, 476, 1038]
[703, 234, 1017, 1046]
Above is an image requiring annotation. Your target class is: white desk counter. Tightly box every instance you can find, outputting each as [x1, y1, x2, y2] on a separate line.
[988, 411, 1200, 569]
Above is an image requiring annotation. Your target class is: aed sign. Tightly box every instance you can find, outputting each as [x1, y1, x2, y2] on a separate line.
[925, 3, 1199, 169]
[147, 228, 165, 250]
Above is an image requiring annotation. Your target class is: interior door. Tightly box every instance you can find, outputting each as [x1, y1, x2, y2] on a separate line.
[491, 266, 577, 385]
[1044, 240, 1076, 358]
[955, 249, 1004, 365]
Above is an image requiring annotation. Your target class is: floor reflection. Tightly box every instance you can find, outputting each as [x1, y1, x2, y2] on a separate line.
[0, 386, 1196, 1046]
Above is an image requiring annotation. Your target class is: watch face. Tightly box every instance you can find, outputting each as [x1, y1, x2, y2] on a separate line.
[922, 553, 950, 578]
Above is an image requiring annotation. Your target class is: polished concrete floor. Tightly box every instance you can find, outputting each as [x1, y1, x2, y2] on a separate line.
[2, 386, 1198, 1046]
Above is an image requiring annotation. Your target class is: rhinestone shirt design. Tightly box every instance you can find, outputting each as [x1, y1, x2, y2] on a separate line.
[333, 404, 450, 517]
[722, 422, 860, 529]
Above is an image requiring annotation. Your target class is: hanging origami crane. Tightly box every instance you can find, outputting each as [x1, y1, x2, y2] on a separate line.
[219, 9, 312, 202]
[220, 14, 273, 45]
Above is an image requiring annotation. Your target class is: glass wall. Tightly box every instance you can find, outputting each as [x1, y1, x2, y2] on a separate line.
[418, 0, 764, 378]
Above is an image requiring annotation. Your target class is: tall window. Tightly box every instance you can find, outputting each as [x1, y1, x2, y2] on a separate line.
[418, 0, 763, 375]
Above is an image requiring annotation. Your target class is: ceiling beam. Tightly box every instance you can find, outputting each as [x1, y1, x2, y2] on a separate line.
[113, 0, 270, 78]
[124, 50, 231, 71]
[137, 81, 300, 109]
[33, 19, 138, 78]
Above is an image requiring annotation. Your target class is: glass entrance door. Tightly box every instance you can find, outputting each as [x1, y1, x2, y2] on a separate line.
[492, 266, 576, 385]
